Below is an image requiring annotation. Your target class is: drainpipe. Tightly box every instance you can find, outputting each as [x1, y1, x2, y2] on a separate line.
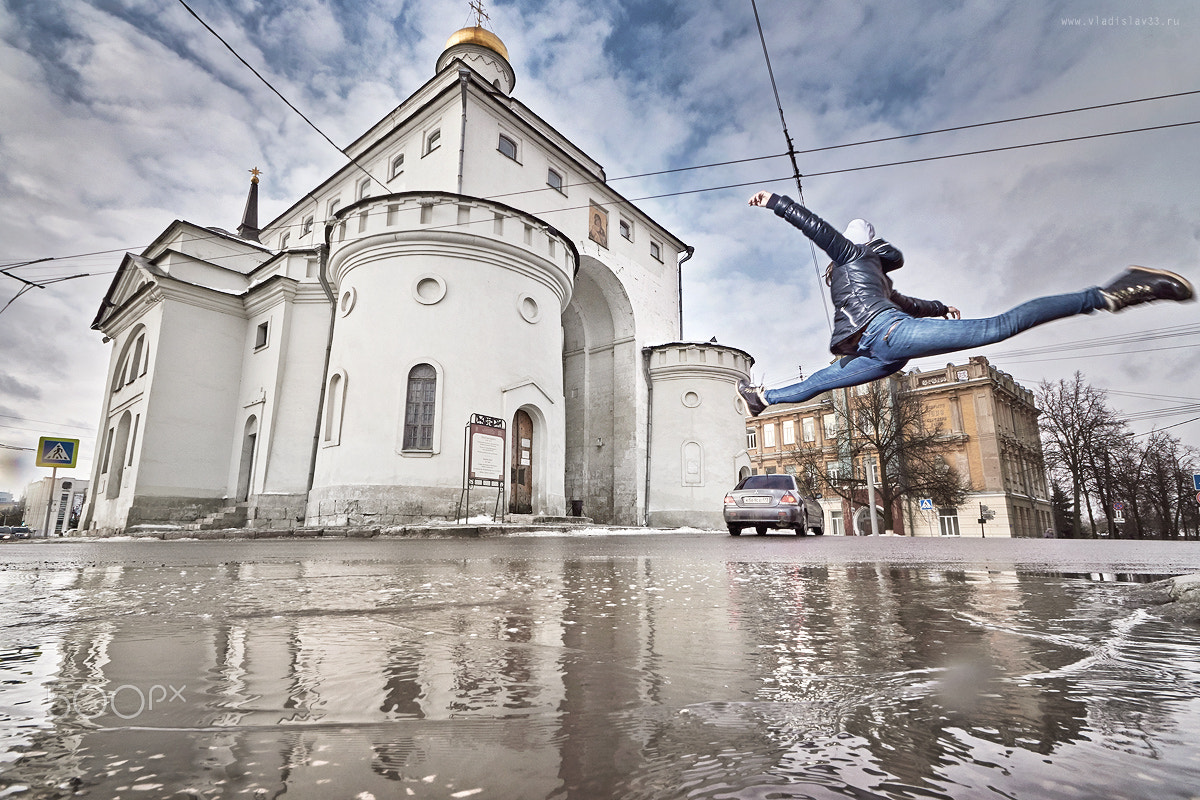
[642, 347, 654, 527]
[307, 239, 336, 500]
[457, 69, 470, 195]
[677, 245, 694, 338]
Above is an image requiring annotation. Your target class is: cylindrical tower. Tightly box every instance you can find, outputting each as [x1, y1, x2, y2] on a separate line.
[308, 192, 577, 525]
[645, 342, 754, 529]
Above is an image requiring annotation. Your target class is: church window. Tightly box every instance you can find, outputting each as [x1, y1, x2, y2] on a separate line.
[127, 334, 145, 384]
[389, 153, 405, 180]
[424, 128, 441, 155]
[323, 371, 346, 446]
[357, 177, 371, 201]
[112, 329, 146, 392]
[302, 215, 314, 237]
[403, 364, 437, 451]
[128, 414, 140, 466]
[619, 219, 632, 241]
[327, 197, 341, 220]
[101, 428, 114, 473]
[650, 240, 662, 262]
[497, 133, 518, 161]
[254, 321, 269, 350]
[547, 168, 564, 194]
[279, 231, 290, 249]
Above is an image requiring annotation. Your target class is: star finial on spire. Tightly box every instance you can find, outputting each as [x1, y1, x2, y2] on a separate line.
[249, 166, 262, 184]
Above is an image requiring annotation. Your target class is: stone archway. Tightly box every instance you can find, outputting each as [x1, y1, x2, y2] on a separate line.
[562, 256, 637, 525]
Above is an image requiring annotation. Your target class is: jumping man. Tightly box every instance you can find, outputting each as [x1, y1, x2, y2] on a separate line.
[736, 191, 1194, 416]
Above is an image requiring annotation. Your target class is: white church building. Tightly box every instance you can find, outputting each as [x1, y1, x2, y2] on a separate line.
[84, 22, 753, 535]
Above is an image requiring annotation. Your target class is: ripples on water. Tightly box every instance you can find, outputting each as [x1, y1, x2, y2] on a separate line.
[1, 541, 1199, 799]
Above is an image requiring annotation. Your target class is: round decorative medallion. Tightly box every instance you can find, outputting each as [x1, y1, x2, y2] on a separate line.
[517, 293, 541, 324]
[413, 274, 447, 305]
[682, 390, 702, 408]
[339, 286, 357, 316]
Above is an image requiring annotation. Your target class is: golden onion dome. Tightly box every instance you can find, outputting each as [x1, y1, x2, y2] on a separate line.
[443, 26, 509, 61]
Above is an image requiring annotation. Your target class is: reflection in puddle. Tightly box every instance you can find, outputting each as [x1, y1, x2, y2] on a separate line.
[1, 549, 1199, 798]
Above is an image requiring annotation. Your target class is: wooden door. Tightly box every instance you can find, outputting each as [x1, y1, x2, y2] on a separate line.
[509, 410, 533, 514]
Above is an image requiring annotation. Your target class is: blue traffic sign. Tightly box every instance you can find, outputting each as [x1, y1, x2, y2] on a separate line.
[1194, 473, 1200, 493]
[36, 437, 79, 468]
[918, 498, 934, 511]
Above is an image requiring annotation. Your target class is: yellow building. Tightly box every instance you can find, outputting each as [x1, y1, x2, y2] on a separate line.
[744, 356, 1052, 537]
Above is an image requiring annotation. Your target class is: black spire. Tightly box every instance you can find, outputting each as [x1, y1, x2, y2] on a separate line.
[238, 167, 262, 242]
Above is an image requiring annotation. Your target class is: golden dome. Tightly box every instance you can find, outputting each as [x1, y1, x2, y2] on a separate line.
[443, 26, 509, 61]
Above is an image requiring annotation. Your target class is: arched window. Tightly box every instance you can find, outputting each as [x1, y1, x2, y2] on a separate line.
[323, 371, 346, 445]
[112, 328, 147, 392]
[498, 133, 518, 161]
[403, 364, 436, 450]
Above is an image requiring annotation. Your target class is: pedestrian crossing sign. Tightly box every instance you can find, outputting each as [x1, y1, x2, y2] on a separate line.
[36, 437, 80, 468]
[918, 498, 934, 511]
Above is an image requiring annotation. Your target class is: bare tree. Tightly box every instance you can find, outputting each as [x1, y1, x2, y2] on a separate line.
[787, 378, 969, 533]
[1037, 374, 1123, 538]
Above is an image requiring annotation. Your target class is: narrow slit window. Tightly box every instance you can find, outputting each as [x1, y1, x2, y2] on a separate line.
[403, 364, 437, 451]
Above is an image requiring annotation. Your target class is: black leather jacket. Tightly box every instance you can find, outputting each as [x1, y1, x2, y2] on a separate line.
[767, 194, 948, 356]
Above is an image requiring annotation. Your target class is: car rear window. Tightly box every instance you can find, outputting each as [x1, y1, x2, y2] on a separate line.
[738, 475, 795, 490]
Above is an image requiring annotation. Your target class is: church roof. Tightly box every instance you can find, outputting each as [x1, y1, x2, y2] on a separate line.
[443, 25, 508, 60]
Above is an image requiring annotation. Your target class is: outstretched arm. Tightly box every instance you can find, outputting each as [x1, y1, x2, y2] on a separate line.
[891, 289, 960, 319]
[748, 191, 861, 266]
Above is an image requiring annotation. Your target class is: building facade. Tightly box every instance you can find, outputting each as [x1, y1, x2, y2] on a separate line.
[24, 477, 89, 537]
[83, 24, 750, 534]
[744, 356, 1053, 537]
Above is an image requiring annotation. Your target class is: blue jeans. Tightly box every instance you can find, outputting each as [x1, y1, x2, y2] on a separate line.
[763, 288, 1106, 405]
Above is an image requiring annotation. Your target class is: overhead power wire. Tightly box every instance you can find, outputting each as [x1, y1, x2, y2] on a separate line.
[174, 0, 388, 194]
[5, 92, 1200, 270]
[747, 0, 831, 333]
[800, 118, 1200, 179]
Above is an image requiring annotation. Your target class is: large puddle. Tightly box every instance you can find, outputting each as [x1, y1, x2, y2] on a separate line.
[2, 538, 1199, 799]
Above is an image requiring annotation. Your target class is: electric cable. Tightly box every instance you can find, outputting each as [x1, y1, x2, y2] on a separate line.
[174, 0, 388, 195]
[6, 108, 1200, 271]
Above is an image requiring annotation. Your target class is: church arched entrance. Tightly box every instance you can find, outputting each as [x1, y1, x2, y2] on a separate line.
[509, 409, 534, 514]
[236, 416, 258, 502]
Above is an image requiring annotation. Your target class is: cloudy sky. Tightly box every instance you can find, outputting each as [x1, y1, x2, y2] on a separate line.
[2, 0, 1198, 496]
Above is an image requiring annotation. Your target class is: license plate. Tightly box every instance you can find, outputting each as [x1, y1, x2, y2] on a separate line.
[742, 496, 771, 505]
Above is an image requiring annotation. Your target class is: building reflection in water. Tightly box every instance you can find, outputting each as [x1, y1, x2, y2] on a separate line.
[2, 549, 1198, 798]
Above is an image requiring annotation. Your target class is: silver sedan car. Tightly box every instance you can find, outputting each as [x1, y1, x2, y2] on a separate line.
[723, 474, 825, 537]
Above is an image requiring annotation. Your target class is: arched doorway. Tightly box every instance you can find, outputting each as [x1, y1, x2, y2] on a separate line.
[509, 409, 533, 514]
[853, 505, 886, 536]
[237, 416, 258, 502]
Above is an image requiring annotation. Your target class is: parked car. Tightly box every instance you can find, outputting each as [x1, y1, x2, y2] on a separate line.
[0, 526, 32, 540]
[723, 474, 825, 537]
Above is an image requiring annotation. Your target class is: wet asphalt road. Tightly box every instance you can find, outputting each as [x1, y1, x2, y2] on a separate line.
[2, 532, 1200, 800]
